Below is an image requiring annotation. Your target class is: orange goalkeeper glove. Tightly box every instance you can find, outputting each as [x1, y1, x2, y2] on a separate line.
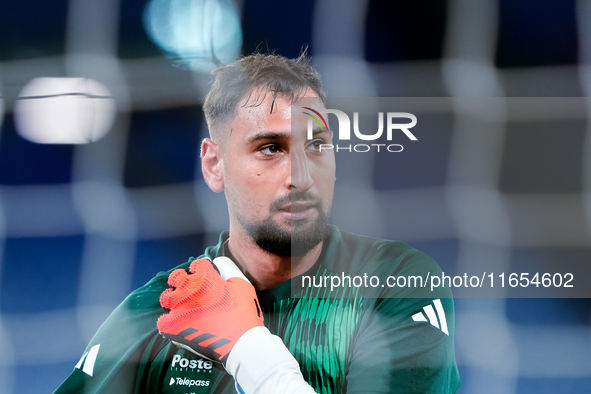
[158, 256, 316, 393]
[157, 256, 264, 365]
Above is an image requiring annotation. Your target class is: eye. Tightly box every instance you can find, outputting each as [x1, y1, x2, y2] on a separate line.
[260, 144, 281, 156]
[308, 139, 325, 152]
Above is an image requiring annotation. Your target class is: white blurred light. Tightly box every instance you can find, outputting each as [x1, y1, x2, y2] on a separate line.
[144, 0, 242, 72]
[14, 78, 116, 144]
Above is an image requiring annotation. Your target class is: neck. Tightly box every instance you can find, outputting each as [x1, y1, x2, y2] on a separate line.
[226, 227, 322, 291]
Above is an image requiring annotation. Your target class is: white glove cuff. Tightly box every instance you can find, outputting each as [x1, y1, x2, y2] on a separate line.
[225, 326, 316, 394]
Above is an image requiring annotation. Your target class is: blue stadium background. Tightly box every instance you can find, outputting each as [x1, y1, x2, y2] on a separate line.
[0, 0, 590, 393]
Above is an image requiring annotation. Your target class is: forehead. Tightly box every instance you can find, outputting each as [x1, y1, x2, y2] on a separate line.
[233, 87, 323, 132]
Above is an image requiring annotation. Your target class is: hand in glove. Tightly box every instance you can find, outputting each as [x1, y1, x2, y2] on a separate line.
[157, 256, 316, 393]
[157, 257, 264, 365]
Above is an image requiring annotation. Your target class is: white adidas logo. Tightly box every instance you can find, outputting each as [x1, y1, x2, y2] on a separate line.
[74, 344, 101, 376]
[411, 299, 449, 335]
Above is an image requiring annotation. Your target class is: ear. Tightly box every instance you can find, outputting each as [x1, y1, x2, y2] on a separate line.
[201, 138, 224, 192]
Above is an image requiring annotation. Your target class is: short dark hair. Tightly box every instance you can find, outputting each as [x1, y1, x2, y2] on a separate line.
[203, 52, 327, 137]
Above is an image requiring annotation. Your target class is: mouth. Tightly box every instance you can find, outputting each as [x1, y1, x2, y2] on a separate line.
[278, 202, 318, 221]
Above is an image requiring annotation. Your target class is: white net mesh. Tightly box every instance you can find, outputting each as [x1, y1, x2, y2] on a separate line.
[0, 0, 589, 392]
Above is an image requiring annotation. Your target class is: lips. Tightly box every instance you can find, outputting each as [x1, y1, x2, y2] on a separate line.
[278, 201, 318, 220]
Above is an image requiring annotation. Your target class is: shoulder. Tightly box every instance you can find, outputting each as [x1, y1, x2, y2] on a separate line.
[89, 253, 205, 347]
[325, 227, 440, 275]
[321, 227, 448, 299]
[55, 245, 227, 392]
[126, 257, 194, 307]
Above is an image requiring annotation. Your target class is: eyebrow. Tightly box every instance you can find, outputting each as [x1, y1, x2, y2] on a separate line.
[247, 131, 291, 143]
[246, 128, 333, 143]
[311, 128, 333, 136]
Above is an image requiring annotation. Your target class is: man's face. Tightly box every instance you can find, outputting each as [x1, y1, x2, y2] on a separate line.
[220, 88, 335, 257]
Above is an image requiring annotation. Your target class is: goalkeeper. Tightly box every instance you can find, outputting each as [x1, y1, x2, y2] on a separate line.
[55, 53, 460, 393]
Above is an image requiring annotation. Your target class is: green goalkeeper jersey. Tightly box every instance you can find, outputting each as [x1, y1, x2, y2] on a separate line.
[55, 226, 460, 393]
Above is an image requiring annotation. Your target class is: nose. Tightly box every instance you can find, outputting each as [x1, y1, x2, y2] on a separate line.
[288, 148, 314, 192]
